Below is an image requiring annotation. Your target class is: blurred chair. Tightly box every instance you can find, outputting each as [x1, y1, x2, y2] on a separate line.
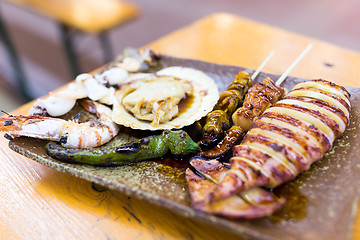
[0, 0, 139, 98]
[0, 9, 29, 101]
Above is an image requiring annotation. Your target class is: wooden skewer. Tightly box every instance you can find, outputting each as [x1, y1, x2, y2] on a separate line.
[251, 50, 275, 79]
[275, 43, 313, 86]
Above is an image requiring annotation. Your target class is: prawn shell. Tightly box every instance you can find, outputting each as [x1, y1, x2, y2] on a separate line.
[112, 67, 219, 130]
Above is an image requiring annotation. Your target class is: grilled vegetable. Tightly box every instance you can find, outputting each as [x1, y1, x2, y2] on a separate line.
[198, 71, 252, 147]
[46, 130, 201, 166]
[209, 79, 351, 202]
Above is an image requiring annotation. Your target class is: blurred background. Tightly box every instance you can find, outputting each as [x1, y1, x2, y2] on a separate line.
[1, 0, 359, 112]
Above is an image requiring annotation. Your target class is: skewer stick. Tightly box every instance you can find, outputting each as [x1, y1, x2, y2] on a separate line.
[275, 43, 313, 86]
[251, 50, 275, 80]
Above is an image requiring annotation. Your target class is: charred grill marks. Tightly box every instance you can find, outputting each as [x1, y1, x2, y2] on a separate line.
[207, 79, 351, 204]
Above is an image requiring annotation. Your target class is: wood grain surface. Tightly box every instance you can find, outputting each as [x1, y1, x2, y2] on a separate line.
[1, 13, 360, 240]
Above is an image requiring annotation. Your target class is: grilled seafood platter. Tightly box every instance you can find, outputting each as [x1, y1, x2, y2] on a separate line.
[0, 48, 356, 225]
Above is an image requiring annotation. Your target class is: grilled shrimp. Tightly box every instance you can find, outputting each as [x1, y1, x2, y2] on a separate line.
[0, 100, 119, 149]
[209, 79, 351, 202]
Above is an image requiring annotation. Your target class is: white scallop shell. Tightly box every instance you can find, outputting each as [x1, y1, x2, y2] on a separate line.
[112, 66, 219, 130]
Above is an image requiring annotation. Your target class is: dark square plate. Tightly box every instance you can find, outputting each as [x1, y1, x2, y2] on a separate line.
[9, 56, 360, 240]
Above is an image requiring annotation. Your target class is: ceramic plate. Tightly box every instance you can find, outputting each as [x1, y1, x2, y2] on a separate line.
[9, 56, 360, 240]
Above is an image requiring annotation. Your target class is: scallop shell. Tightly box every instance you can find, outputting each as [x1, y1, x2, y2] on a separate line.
[112, 66, 219, 130]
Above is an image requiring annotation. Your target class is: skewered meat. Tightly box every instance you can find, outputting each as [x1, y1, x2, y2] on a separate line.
[200, 110, 230, 145]
[209, 79, 351, 202]
[200, 77, 286, 159]
[199, 125, 244, 159]
[215, 71, 253, 115]
[198, 71, 252, 147]
[232, 77, 286, 131]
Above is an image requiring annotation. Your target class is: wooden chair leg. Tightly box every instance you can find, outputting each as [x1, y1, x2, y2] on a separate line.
[0, 10, 32, 101]
[99, 30, 113, 63]
[59, 23, 81, 78]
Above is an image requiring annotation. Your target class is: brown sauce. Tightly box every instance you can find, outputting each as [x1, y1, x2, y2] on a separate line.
[178, 94, 195, 115]
[154, 157, 191, 188]
[269, 181, 308, 222]
[156, 156, 193, 172]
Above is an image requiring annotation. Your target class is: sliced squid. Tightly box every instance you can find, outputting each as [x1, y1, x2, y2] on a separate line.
[186, 158, 285, 219]
[209, 79, 351, 202]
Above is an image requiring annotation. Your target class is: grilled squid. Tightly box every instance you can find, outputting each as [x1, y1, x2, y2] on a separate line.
[186, 158, 285, 219]
[209, 79, 351, 202]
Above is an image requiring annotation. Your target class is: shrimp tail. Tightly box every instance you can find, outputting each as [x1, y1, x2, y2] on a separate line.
[0, 117, 17, 132]
[0, 115, 47, 133]
[80, 99, 98, 115]
[0, 115, 63, 141]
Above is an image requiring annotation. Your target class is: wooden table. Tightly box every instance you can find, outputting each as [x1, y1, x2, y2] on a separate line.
[1, 13, 360, 239]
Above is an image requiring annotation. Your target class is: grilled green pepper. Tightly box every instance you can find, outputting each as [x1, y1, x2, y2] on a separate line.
[46, 130, 201, 166]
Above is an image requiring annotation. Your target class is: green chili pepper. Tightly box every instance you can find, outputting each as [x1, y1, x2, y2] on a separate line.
[45, 130, 201, 166]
